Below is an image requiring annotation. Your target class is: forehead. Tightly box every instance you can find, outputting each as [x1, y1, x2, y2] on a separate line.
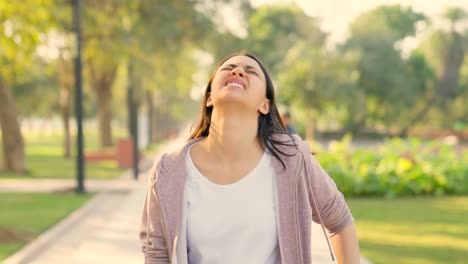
[220, 56, 263, 72]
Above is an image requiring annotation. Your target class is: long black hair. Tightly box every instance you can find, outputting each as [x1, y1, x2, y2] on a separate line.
[189, 51, 296, 169]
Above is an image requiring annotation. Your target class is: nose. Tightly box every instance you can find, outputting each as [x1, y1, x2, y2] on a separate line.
[230, 67, 244, 77]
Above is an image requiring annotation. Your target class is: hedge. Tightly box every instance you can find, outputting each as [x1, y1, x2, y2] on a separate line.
[313, 136, 468, 198]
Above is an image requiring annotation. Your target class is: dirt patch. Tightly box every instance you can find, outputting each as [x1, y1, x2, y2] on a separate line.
[0, 226, 30, 244]
[51, 187, 77, 194]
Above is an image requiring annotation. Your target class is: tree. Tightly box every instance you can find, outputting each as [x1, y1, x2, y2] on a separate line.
[0, 75, 24, 172]
[80, 1, 128, 147]
[343, 5, 427, 133]
[200, 0, 254, 62]
[127, 0, 217, 142]
[402, 7, 467, 134]
[77, 0, 216, 147]
[31, 31, 74, 158]
[434, 8, 466, 98]
[424, 8, 467, 99]
[52, 2, 78, 158]
[246, 4, 326, 75]
[278, 42, 360, 137]
[129, 48, 200, 142]
[397, 48, 437, 136]
[224, 4, 326, 139]
[57, 45, 74, 157]
[455, 51, 468, 125]
[0, 1, 54, 172]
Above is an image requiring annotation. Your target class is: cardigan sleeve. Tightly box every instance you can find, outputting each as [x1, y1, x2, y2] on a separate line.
[303, 143, 354, 235]
[139, 158, 170, 263]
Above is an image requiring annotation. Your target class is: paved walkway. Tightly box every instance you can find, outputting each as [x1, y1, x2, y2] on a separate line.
[0, 177, 140, 193]
[2, 138, 371, 264]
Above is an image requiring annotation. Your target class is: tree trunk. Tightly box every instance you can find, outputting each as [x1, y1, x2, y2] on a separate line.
[305, 110, 315, 141]
[146, 90, 154, 145]
[162, 98, 168, 139]
[156, 99, 167, 141]
[399, 96, 437, 137]
[91, 66, 117, 148]
[151, 100, 158, 142]
[60, 88, 71, 158]
[438, 32, 464, 98]
[0, 75, 25, 172]
[96, 85, 113, 148]
[61, 102, 71, 158]
[58, 55, 73, 158]
[399, 32, 464, 137]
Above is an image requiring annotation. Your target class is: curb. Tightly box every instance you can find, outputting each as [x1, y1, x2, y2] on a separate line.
[2, 138, 183, 263]
[3, 192, 109, 264]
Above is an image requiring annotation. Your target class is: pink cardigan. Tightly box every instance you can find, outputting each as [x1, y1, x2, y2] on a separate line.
[140, 134, 354, 263]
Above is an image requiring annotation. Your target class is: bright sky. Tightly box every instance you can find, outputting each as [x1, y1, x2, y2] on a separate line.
[251, 0, 468, 44]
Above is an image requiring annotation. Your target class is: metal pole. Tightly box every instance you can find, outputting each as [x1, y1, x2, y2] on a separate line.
[73, 0, 85, 193]
[127, 61, 133, 136]
[127, 60, 139, 180]
[132, 93, 139, 180]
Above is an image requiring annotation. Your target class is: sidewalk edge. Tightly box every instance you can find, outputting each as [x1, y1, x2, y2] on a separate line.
[3, 192, 108, 264]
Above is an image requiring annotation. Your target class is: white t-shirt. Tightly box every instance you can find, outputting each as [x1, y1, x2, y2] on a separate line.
[185, 147, 280, 264]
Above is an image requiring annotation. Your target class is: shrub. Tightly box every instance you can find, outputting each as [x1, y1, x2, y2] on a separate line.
[313, 136, 468, 197]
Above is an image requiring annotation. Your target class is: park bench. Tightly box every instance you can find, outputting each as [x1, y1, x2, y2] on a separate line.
[85, 138, 143, 168]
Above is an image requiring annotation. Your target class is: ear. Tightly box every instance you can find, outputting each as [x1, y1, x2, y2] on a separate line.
[206, 93, 213, 107]
[258, 99, 270, 115]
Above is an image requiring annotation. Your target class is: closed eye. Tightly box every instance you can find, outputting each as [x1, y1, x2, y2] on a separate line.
[221, 64, 260, 76]
[244, 65, 260, 76]
[247, 70, 259, 76]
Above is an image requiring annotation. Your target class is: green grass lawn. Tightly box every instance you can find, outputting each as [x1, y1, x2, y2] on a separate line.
[348, 196, 468, 264]
[0, 192, 92, 261]
[0, 130, 161, 179]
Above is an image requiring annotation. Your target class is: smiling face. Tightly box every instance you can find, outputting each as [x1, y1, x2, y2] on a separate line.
[207, 55, 270, 115]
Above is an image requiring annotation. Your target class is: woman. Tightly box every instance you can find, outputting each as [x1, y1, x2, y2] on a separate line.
[140, 51, 360, 263]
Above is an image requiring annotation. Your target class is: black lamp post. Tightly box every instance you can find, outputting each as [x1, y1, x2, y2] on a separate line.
[73, 0, 85, 193]
[127, 59, 139, 180]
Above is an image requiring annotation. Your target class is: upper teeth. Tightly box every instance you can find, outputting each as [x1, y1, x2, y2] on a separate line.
[227, 82, 244, 89]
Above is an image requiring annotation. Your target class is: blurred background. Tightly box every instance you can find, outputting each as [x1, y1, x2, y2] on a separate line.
[0, 0, 467, 263]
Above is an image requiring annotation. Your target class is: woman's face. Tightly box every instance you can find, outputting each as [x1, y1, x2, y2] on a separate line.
[207, 55, 270, 115]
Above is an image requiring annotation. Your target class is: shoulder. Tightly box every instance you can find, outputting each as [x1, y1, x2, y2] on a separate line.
[270, 133, 311, 157]
[149, 137, 205, 182]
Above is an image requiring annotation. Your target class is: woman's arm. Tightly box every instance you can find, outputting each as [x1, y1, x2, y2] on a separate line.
[139, 162, 170, 263]
[331, 223, 360, 264]
[302, 140, 360, 263]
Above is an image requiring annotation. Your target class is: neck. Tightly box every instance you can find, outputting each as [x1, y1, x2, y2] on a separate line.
[202, 108, 263, 161]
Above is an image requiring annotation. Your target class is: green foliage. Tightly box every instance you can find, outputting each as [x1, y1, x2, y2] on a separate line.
[278, 43, 362, 131]
[343, 5, 430, 129]
[406, 6, 468, 130]
[422, 31, 464, 83]
[443, 7, 468, 27]
[0, 0, 55, 82]
[316, 136, 468, 197]
[246, 4, 326, 75]
[348, 5, 426, 43]
[2, 1, 468, 147]
[12, 58, 59, 116]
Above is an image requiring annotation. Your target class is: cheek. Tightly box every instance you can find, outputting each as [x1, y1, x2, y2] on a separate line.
[212, 71, 227, 86]
[253, 80, 267, 97]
